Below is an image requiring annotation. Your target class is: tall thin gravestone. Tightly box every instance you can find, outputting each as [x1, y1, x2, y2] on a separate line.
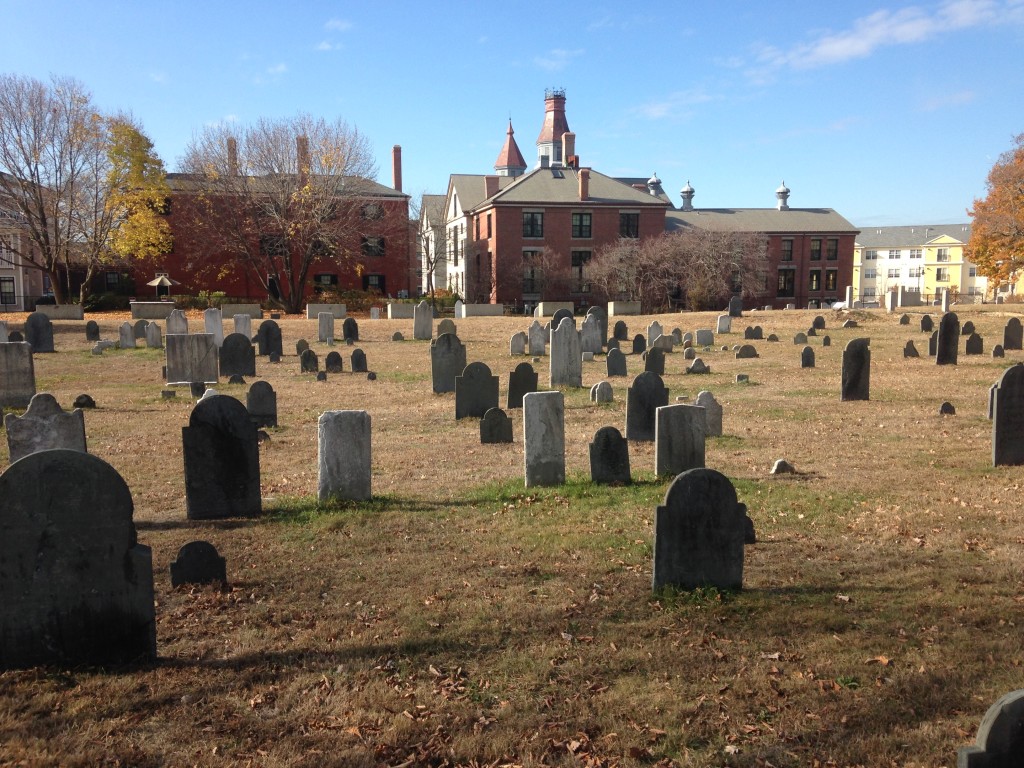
[523, 391, 565, 487]
[0, 342, 35, 408]
[318, 312, 335, 344]
[528, 320, 546, 356]
[841, 338, 871, 401]
[625, 371, 669, 442]
[413, 300, 432, 340]
[936, 312, 960, 366]
[118, 322, 136, 349]
[549, 316, 582, 387]
[431, 333, 467, 394]
[145, 322, 163, 350]
[580, 314, 603, 355]
[992, 364, 1024, 467]
[204, 308, 224, 347]
[233, 314, 252, 340]
[318, 410, 371, 501]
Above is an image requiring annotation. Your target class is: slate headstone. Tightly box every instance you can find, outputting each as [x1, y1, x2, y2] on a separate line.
[203, 308, 224, 347]
[549, 316, 582, 387]
[625, 371, 669, 442]
[1003, 318, 1023, 351]
[646, 321, 664, 346]
[431, 333, 467, 394]
[85, 320, 100, 341]
[318, 312, 335, 344]
[728, 296, 743, 317]
[509, 331, 527, 356]
[256, 320, 282, 357]
[716, 315, 731, 334]
[300, 348, 319, 373]
[24, 312, 54, 353]
[455, 362, 500, 419]
[586, 305, 608, 343]
[506, 362, 538, 409]
[528, 320, 546, 356]
[606, 347, 627, 377]
[0, 342, 35, 408]
[655, 404, 706, 476]
[801, 345, 815, 368]
[296, 339, 309, 356]
[246, 381, 277, 428]
[580, 314, 603, 354]
[4, 393, 87, 463]
[632, 334, 646, 355]
[132, 319, 148, 340]
[324, 351, 344, 373]
[219, 333, 256, 377]
[480, 407, 513, 444]
[929, 330, 938, 356]
[735, 344, 759, 359]
[413, 300, 432, 340]
[992, 364, 1024, 467]
[613, 319, 628, 341]
[695, 329, 714, 347]
[318, 410, 371, 501]
[812, 315, 826, 330]
[165, 334, 218, 384]
[169, 541, 227, 588]
[957, 689, 1024, 768]
[342, 317, 359, 341]
[118, 321, 136, 349]
[936, 312, 960, 366]
[351, 348, 368, 373]
[920, 314, 934, 333]
[993, 344, 1005, 359]
[962, 320, 976, 336]
[523, 391, 565, 487]
[822, 335, 831, 347]
[589, 426, 631, 485]
[965, 333, 984, 355]
[644, 346, 665, 376]
[167, 309, 188, 335]
[904, 340, 920, 358]
[233, 314, 252, 340]
[551, 308, 573, 330]
[590, 380, 614, 403]
[144, 322, 163, 350]
[841, 338, 871, 401]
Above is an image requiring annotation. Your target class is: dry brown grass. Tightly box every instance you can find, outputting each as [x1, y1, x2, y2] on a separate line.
[1, 305, 1023, 767]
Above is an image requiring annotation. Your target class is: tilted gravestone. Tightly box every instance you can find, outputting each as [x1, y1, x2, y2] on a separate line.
[509, 331, 527, 356]
[653, 467, 746, 591]
[145, 322, 163, 350]
[4, 393, 87, 464]
[167, 309, 188, 335]
[652, 334, 675, 353]
[350, 348, 368, 373]
[694, 390, 723, 437]
[549, 316, 582, 388]
[85, 320, 100, 341]
[0, 450, 155, 667]
[0, 342, 35, 408]
[342, 317, 359, 341]
[589, 425, 631, 485]
[1003, 318, 1023, 351]
[480, 407, 513, 444]
[413, 300, 432, 340]
[625, 371, 669, 442]
[219, 333, 256, 377]
[801, 345, 815, 368]
[580, 314, 603, 355]
[841, 338, 871, 401]
[506, 362, 538, 409]
[256, 319, 282, 357]
[644, 347, 665, 376]
[204, 308, 224, 347]
[655, 404, 706, 476]
[936, 312, 960, 366]
[325, 351, 344, 374]
[613, 319, 628, 341]
[904, 340, 920, 358]
[920, 314, 934, 333]
[318, 410, 371, 501]
[631, 334, 646, 355]
[431, 333, 467, 394]
[300, 348, 319, 373]
[992, 364, 1024, 467]
[957, 689, 1024, 768]
[118, 321, 136, 349]
[318, 312, 335, 344]
[24, 311, 54, 353]
[523, 391, 565, 487]
[687, 357, 710, 374]
[246, 381, 277, 428]
[646, 321, 664, 347]
[455, 362, 500, 419]
[965, 333, 984, 356]
[528, 320, 546, 356]
[165, 334, 218, 385]
[899, 314, 910, 325]
[606, 347, 627, 377]
[182, 394, 261, 519]
[438, 318, 457, 338]
[170, 541, 227, 588]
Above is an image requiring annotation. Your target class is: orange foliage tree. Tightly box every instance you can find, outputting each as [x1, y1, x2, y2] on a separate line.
[968, 133, 1024, 291]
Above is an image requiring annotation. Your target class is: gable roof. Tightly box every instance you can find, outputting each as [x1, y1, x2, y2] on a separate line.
[666, 208, 859, 235]
[474, 167, 670, 209]
[420, 193, 445, 224]
[854, 224, 971, 248]
[446, 174, 517, 214]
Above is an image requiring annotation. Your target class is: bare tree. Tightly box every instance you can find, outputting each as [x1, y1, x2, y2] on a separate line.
[178, 114, 393, 313]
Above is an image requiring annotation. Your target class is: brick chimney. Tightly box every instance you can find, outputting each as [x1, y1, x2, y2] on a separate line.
[227, 137, 238, 176]
[392, 145, 403, 192]
[484, 175, 499, 199]
[296, 135, 310, 185]
[579, 167, 590, 201]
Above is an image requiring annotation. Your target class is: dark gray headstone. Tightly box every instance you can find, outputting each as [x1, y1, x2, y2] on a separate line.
[189, 382, 206, 398]
[653, 468, 745, 591]
[342, 317, 359, 341]
[812, 315, 826, 330]
[170, 541, 227, 588]
[0, 450, 155, 668]
[801, 345, 815, 368]
[606, 337, 620, 352]
[325, 351, 344, 373]
[655, 404, 706, 477]
[437, 318, 457, 337]
[929, 330, 938, 356]
[936, 313, 960, 366]
[841, 338, 870, 401]
[24, 312, 54, 353]
[219, 333, 256, 377]
[73, 393, 96, 409]
[807, 327, 817, 337]
[940, 401, 956, 415]
[316, 371, 328, 382]
[606, 348, 627, 377]
[589, 426, 631, 485]
[480, 407, 513, 444]
[1003, 318, 1022, 351]
[625, 371, 669, 442]
[132, 319, 148, 340]
[793, 332, 808, 344]
[822, 335, 831, 347]
[295, 339, 309, 356]
[962, 320, 976, 336]
[631, 334, 646, 355]
[728, 296, 743, 318]
[993, 364, 1024, 467]
[551, 308, 573, 330]
[921, 314, 934, 333]
[300, 348, 319, 373]
[613, 320, 628, 341]
[455, 362, 499, 420]
[256, 320, 282, 357]
[735, 344, 759, 359]
[430, 333, 467, 394]
[85, 320, 100, 341]
[957, 689, 1024, 768]
[228, 374, 246, 385]
[993, 344, 1005, 359]
[182, 394, 261, 519]
[506, 362, 538, 409]
[0, 342, 35, 408]
[904, 340, 919, 358]
[644, 347, 665, 376]
[965, 333, 984, 356]
[7, 331, 23, 342]
[246, 381, 277, 428]
[351, 348, 368, 373]
[898, 314, 910, 326]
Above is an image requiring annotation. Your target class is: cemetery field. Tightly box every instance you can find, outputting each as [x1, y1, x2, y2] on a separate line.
[2, 305, 1023, 767]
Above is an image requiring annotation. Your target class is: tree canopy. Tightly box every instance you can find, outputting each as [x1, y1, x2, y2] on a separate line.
[968, 133, 1024, 289]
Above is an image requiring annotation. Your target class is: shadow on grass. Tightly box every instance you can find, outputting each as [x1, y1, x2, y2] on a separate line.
[135, 518, 265, 532]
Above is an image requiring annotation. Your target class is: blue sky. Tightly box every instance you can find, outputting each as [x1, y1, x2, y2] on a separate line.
[3, 0, 1022, 225]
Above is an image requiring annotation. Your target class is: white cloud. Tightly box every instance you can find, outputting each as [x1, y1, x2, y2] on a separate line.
[920, 88, 976, 111]
[633, 89, 716, 120]
[315, 40, 342, 51]
[149, 71, 168, 85]
[533, 48, 584, 72]
[325, 18, 352, 32]
[266, 63, 288, 75]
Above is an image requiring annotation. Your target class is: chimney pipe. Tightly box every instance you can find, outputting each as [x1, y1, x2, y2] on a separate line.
[227, 137, 238, 176]
[392, 145, 403, 192]
[296, 136, 310, 185]
[579, 167, 590, 202]
[484, 175, 499, 199]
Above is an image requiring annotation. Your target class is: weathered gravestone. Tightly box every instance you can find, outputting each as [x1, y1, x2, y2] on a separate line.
[342, 317, 359, 342]
[0, 450, 155, 667]
[506, 362, 538, 409]
[246, 381, 277, 428]
[0, 342, 35, 408]
[182, 394, 261, 519]
[812, 315, 826, 330]
[7, 331, 22, 342]
[807, 327, 817, 337]
[801, 345, 815, 368]
[325, 351, 344, 374]
[431, 333, 467, 394]
[652, 334, 674, 353]
[145, 322, 163, 350]
[993, 344, 1005, 358]
[413, 300, 432, 340]
[24, 311, 54, 353]
[586, 305, 608, 342]
[695, 329, 714, 347]
[625, 371, 669, 442]
[392, 331, 404, 341]
[580, 314, 603, 354]
[455, 362, 500, 419]
[841, 338, 871, 401]
[318, 410, 371, 501]
[655, 404, 706, 477]
[793, 332, 808, 345]
[219, 333, 256, 377]
[318, 312, 335, 344]
[480, 407, 513, 444]
[85, 320, 100, 341]
[735, 344, 759, 359]
[921, 314, 934, 333]
[165, 334, 218, 384]
[549, 316, 582, 387]
[523, 391, 565, 487]
[957, 689, 1024, 768]
[965, 333, 984, 355]
[509, 331, 527, 356]
[590, 380, 614, 403]
[646, 321, 664, 346]
[904, 340, 920, 358]
[589, 426, 631, 485]
[992, 364, 1024, 467]
[167, 309, 188, 335]
[256, 319, 282, 357]
[899, 314, 910, 326]
[683, 346, 696, 361]
[962, 320, 976, 336]
[233, 314, 252, 339]
[551, 308, 573, 330]
[613, 319, 629, 341]
[437, 318, 457, 337]
[528, 320, 546, 356]
[687, 357, 711, 374]
[1003, 317, 1023, 351]
[296, 339, 309, 356]
[929, 330, 938, 356]
[351, 348, 368, 373]
[631, 334, 646, 355]
[132, 319, 148, 340]
[118, 321, 136, 349]
[644, 346, 665, 376]
[652, 468, 746, 592]
[170, 541, 227, 588]
[4, 393, 87, 464]
[694, 391, 723, 437]
[936, 313, 960, 366]
[716, 314, 731, 334]
[728, 296, 743, 317]
[204, 308, 224, 347]
[0, 320, 8, 342]
[299, 348, 319, 373]
[606, 347, 627, 377]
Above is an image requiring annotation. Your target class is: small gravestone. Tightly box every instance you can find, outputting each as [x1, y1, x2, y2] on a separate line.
[716, 315, 731, 334]
[625, 371, 669, 442]
[752, 326, 763, 340]
[807, 327, 817, 337]
[170, 541, 227, 588]
[455, 362, 499, 419]
[219, 333, 256, 377]
[728, 296, 743, 318]
[940, 401, 956, 415]
[0, 342, 35, 408]
[507, 362, 538, 409]
[735, 344, 758, 359]
[510, 331, 527, 356]
[369, 307, 381, 320]
[523, 391, 565, 487]
[85, 320, 100, 341]
[190, 382, 206, 398]
[480, 407, 513, 444]
[256, 320, 282, 357]
[842, 319, 858, 329]
[431, 333, 467, 394]
[793, 332, 807, 345]
[1003, 318, 1023, 351]
[965, 333, 984, 356]
[413, 300, 432, 340]
[695, 329, 714, 347]
[24, 312, 54, 353]
[674, 329, 685, 346]
[687, 358, 710, 374]
[342, 317, 359, 341]
[318, 410, 371, 501]
[132, 319, 148, 340]
[899, 314, 910, 326]
[73, 393, 96, 409]
[182, 394, 261, 519]
[318, 312, 335, 344]
[644, 346, 665, 376]
[801, 345, 815, 368]
[228, 374, 246, 385]
[993, 364, 1024, 466]
[694, 391, 723, 437]
[550, 317, 582, 387]
[929, 331, 938, 356]
[167, 309, 188, 335]
[904, 340, 920, 358]
[300, 348, 319, 373]
[551, 308, 573, 330]
[4, 393, 87, 463]
[683, 347, 696, 360]
[528, 320, 546, 356]
[631, 334, 646, 355]
[771, 459, 795, 474]
[233, 314, 252, 339]
[994, 344, 1005, 358]
[921, 315, 934, 333]
[351, 348, 368, 373]
[962, 320, 976, 336]
[392, 331, 404, 341]
[590, 380, 614, 403]
[957, 689, 1024, 768]
[325, 351, 344, 373]
[653, 468, 745, 591]
[203, 308, 224, 347]
[656, 404, 706, 476]
[613, 320, 628, 341]
[296, 339, 309, 356]
[812, 315, 826, 330]
[766, 334, 778, 342]
[580, 314, 603, 354]
[118, 322, 136, 349]
[0, 450, 155, 667]
[735, 374, 749, 383]
[841, 338, 870, 401]
[606, 348, 627, 377]
[145, 322, 163, 350]
[822, 335, 831, 347]
[246, 381, 277, 428]
[8, 331, 22, 342]
[589, 426, 631, 485]
[438, 318, 458, 338]
[936, 312, 960, 366]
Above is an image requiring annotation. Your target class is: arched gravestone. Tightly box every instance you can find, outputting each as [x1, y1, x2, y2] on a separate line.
[455, 362, 499, 419]
[992, 364, 1024, 467]
[219, 333, 256, 377]
[694, 390, 723, 437]
[506, 362, 538, 409]
[300, 348, 319, 373]
[0, 450, 155, 668]
[246, 381, 277, 428]
[958, 689, 1024, 768]
[801, 345, 815, 368]
[812, 315, 826, 330]
[342, 317, 359, 341]
[182, 394, 261, 519]
[351, 349, 368, 373]
[551, 308, 573, 330]
[1003, 317, 1023, 351]
[430, 333, 466, 394]
[133, 318, 148, 340]
[920, 314, 934, 333]
[256, 320, 282, 357]
[145, 322, 163, 350]
[24, 311, 54, 352]
[613, 319, 628, 341]
[295, 339, 309, 356]
[413, 300, 432, 340]
[606, 348, 627, 377]
[85, 320, 100, 341]
[589, 425, 631, 485]
[480, 407, 513, 444]
[793, 332, 807, 345]
[644, 347, 665, 375]
[936, 312, 960, 366]
[965, 333, 984, 356]
[631, 334, 646, 355]
[437, 318, 457, 337]
[586, 305, 608, 342]
[962, 320, 976, 336]
[580, 314, 603, 354]
[625, 371, 669, 442]
[119, 321, 136, 349]
[652, 467, 746, 591]
[841, 338, 871, 401]
[170, 541, 227, 588]
[509, 331, 527, 356]
[325, 351, 344, 374]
